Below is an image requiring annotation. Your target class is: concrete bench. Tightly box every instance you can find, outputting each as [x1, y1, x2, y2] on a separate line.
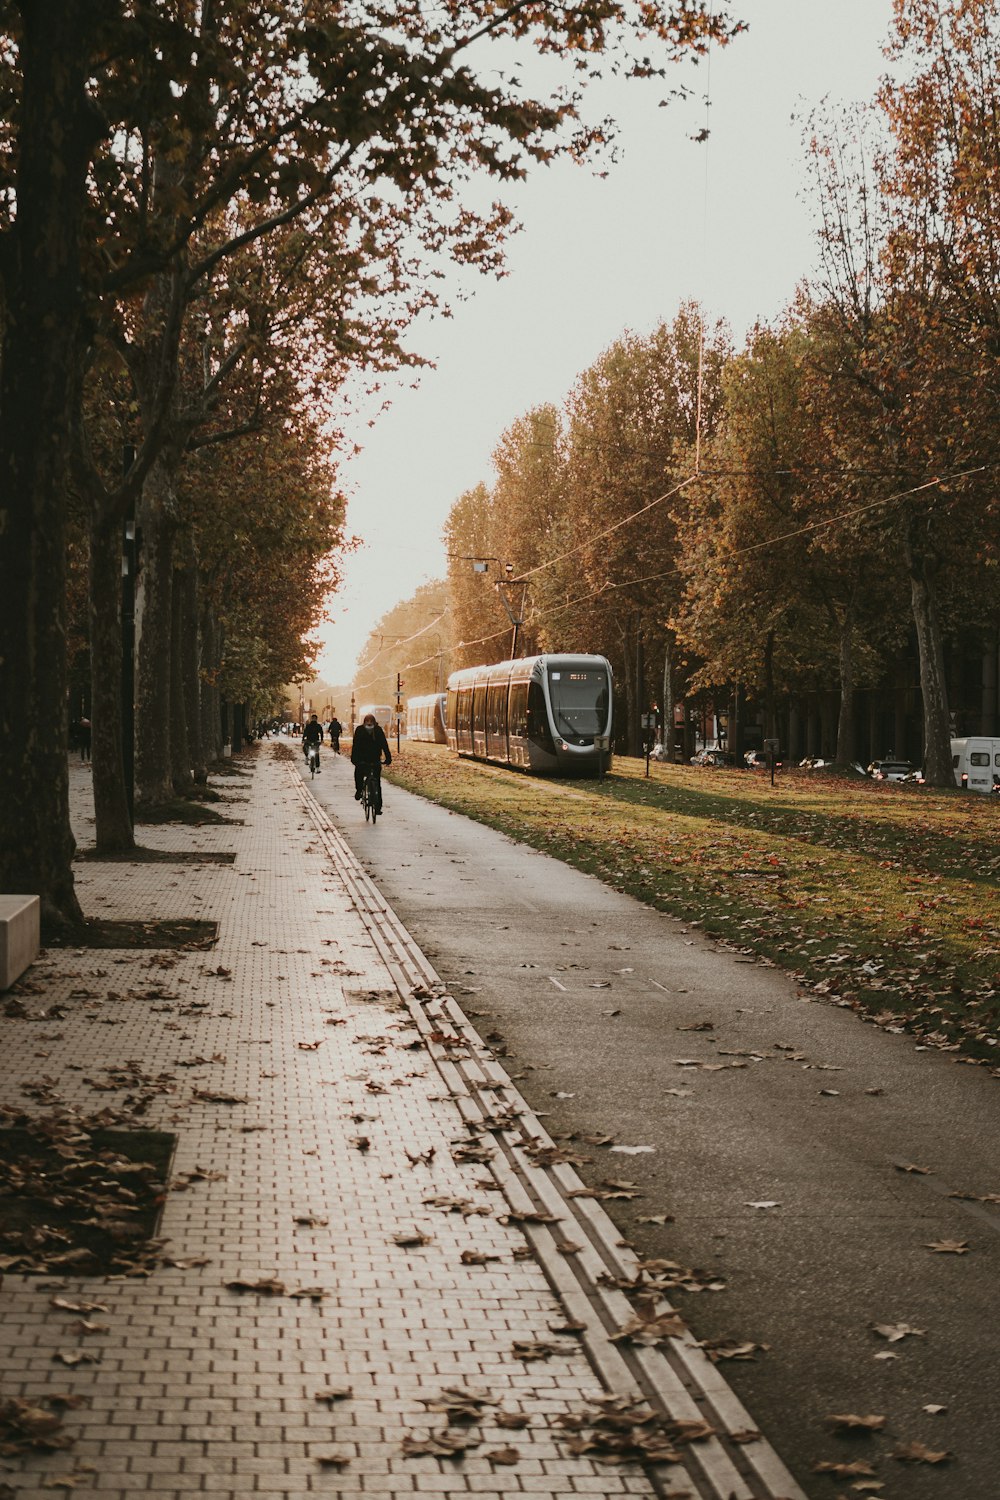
[0, 895, 40, 989]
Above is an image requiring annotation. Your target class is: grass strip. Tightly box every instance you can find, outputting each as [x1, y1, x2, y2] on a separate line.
[385, 746, 1000, 1066]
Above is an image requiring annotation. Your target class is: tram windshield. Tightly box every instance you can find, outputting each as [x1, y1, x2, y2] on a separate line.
[547, 667, 609, 739]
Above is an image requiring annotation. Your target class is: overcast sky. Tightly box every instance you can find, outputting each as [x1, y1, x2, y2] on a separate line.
[316, 0, 895, 688]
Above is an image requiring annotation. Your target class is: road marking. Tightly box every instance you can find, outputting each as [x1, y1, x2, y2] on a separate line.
[548, 975, 567, 991]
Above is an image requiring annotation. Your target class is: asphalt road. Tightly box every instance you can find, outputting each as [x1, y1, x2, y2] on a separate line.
[307, 747, 999, 1499]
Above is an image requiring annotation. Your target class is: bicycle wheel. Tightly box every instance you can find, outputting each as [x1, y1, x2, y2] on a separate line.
[363, 776, 373, 821]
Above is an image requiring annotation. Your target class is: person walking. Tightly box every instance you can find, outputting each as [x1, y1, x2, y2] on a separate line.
[351, 713, 391, 811]
[79, 716, 92, 762]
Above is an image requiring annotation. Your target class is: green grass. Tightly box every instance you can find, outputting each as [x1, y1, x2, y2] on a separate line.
[385, 745, 1000, 1065]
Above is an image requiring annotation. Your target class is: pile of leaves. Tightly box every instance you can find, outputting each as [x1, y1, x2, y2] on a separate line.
[387, 748, 1000, 1062]
[0, 1392, 77, 1457]
[0, 1115, 173, 1275]
[554, 1394, 714, 1466]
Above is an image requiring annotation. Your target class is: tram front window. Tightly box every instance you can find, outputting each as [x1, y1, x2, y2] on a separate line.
[547, 668, 609, 741]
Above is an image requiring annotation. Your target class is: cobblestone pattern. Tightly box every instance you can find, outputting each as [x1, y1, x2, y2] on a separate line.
[0, 756, 657, 1498]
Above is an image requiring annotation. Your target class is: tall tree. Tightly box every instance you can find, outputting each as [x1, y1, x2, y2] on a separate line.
[0, 0, 744, 928]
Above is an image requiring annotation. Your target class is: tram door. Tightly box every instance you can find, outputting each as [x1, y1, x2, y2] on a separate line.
[472, 681, 488, 759]
[486, 678, 509, 763]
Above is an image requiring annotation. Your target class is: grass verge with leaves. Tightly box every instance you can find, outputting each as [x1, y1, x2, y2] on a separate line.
[385, 746, 1000, 1067]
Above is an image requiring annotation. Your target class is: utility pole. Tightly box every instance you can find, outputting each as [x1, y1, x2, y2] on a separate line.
[395, 672, 404, 753]
[495, 564, 528, 659]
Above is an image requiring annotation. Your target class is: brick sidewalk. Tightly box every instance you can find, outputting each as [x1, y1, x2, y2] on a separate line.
[1, 752, 660, 1499]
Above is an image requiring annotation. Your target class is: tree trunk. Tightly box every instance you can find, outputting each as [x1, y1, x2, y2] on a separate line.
[904, 513, 953, 785]
[617, 619, 637, 756]
[762, 630, 776, 743]
[0, 2, 104, 930]
[169, 554, 190, 792]
[200, 601, 222, 764]
[835, 604, 856, 766]
[182, 553, 206, 782]
[89, 508, 135, 852]
[662, 633, 674, 760]
[135, 459, 177, 804]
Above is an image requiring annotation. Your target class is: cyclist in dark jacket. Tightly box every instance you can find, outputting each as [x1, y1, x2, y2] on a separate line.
[302, 713, 324, 771]
[351, 714, 391, 808]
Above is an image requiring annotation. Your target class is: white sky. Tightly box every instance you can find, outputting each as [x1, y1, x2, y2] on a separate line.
[316, 0, 895, 688]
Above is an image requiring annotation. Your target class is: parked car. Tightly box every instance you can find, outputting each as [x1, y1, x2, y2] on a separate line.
[868, 759, 912, 782]
[690, 748, 740, 767]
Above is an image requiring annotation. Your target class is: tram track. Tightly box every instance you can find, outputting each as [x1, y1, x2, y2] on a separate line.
[292, 768, 806, 1500]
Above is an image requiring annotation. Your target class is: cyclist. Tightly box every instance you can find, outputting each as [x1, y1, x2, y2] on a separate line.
[327, 715, 342, 754]
[351, 712, 391, 810]
[302, 713, 324, 772]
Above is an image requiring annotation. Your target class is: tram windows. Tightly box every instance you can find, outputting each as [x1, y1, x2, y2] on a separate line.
[509, 680, 528, 740]
[473, 683, 487, 736]
[486, 681, 508, 751]
[547, 667, 609, 741]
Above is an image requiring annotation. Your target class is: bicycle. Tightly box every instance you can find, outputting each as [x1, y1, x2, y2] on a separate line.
[361, 764, 382, 822]
[306, 741, 320, 778]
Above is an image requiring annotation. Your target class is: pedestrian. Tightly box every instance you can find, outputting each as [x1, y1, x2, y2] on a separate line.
[327, 715, 342, 754]
[79, 716, 92, 762]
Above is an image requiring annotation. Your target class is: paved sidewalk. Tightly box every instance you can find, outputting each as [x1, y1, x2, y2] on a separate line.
[0, 750, 801, 1499]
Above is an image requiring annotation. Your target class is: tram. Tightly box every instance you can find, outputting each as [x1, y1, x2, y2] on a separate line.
[407, 692, 448, 744]
[355, 703, 393, 732]
[445, 654, 612, 776]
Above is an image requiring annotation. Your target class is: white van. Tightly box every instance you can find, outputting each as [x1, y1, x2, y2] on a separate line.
[951, 736, 1000, 794]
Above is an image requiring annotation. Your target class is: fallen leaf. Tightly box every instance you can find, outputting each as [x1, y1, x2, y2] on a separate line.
[825, 1413, 886, 1433]
[495, 1411, 530, 1430]
[895, 1162, 931, 1174]
[812, 1459, 877, 1477]
[392, 1228, 432, 1248]
[871, 1322, 924, 1342]
[609, 1144, 655, 1155]
[511, 1339, 572, 1360]
[315, 1450, 351, 1467]
[922, 1404, 947, 1415]
[924, 1239, 969, 1254]
[52, 1351, 100, 1367]
[421, 1388, 499, 1423]
[401, 1430, 479, 1458]
[745, 1200, 781, 1210]
[460, 1249, 502, 1266]
[891, 1440, 952, 1464]
[225, 1277, 286, 1295]
[484, 1445, 520, 1465]
[695, 1338, 767, 1362]
[314, 1387, 353, 1405]
[49, 1298, 109, 1315]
